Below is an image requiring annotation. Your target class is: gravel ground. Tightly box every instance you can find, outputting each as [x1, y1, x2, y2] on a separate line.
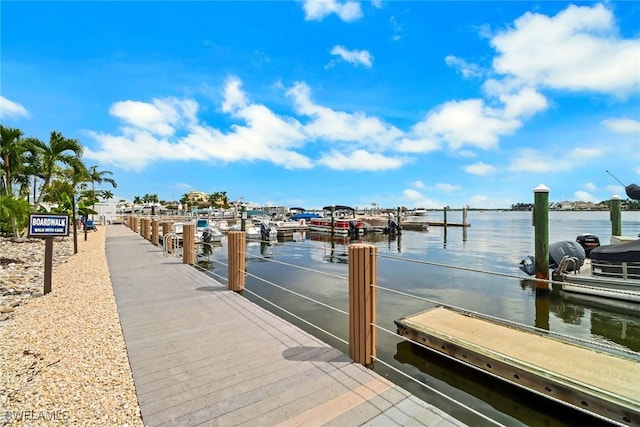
[0, 227, 143, 426]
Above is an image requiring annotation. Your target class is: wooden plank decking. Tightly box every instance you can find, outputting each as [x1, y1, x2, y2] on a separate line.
[105, 225, 466, 426]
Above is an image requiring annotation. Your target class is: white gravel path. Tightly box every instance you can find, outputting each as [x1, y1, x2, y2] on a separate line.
[0, 227, 143, 426]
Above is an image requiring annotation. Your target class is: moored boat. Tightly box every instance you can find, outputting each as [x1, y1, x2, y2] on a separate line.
[520, 235, 640, 303]
[307, 217, 364, 235]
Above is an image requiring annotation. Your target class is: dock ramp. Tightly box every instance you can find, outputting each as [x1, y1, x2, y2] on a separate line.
[395, 306, 640, 426]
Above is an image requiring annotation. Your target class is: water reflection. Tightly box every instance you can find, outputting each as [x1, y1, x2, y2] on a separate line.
[393, 341, 601, 427]
[200, 211, 640, 425]
[519, 278, 640, 352]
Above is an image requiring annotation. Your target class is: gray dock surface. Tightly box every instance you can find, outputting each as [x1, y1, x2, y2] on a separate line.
[106, 225, 466, 426]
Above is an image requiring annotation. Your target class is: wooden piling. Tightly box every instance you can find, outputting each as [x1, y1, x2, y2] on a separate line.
[142, 218, 151, 240]
[348, 243, 377, 367]
[228, 231, 246, 291]
[182, 223, 195, 265]
[162, 222, 173, 253]
[151, 220, 159, 245]
[610, 195, 621, 237]
[533, 184, 550, 293]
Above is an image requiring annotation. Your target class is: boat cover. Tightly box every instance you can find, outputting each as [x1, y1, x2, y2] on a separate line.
[626, 183, 640, 200]
[519, 241, 585, 276]
[590, 239, 640, 263]
[549, 241, 585, 269]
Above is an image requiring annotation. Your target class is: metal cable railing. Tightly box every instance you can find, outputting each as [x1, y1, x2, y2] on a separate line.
[377, 251, 640, 298]
[373, 284, 640, 357]
[130, 219, 640, 426]
[372, 323, 625, 427]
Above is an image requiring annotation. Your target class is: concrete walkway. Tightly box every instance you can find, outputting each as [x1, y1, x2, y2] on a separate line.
[106, 224, 467, 426]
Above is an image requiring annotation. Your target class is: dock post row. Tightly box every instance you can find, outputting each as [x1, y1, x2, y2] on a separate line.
[124, 216, 380, 368]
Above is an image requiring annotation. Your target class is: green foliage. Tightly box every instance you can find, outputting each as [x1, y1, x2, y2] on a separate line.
[0, 195, 30, 237]
[50, 191, 74, 216]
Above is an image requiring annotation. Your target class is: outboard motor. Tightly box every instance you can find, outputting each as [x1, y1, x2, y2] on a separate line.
[348, 220, 358, 235]
[519, 241, 586, 276]
[260, 222, 273, 241]
[202, 227, 212, 243]
[387, 219, 401, 235]
[576, 234, 600, 258]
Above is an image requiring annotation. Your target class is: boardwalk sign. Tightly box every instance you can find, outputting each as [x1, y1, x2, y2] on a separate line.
[28, 214, 70, 237]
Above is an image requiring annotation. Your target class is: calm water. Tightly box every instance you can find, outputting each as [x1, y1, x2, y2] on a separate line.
[200, 210, 640, 426]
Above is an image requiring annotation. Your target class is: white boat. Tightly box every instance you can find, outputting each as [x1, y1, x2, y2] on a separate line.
[521, 236, 640, 303]
[308, 217, 364, 235]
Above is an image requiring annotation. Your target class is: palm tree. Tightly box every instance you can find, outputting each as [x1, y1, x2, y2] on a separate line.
[0, 126, 31, 238]
[0, 125, 25, 197]
[27, 131, 83, 210]
[102, 190, 114, 203]
[133, 196, 142, 213]
[149, 193, 158, 215]
[87, 165, 117, 192]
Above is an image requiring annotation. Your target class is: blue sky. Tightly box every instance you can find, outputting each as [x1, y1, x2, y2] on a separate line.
[1, 1, 639, 209]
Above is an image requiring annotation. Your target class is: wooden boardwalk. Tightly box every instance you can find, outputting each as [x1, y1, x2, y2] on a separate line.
[106, 225, 466, 426]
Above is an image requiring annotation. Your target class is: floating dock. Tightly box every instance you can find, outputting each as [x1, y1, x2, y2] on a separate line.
[395, 306, 640, 426]
[424, 221, 469, 227]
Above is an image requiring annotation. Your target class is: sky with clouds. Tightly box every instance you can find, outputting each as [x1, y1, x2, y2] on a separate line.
[1, 1, 639, 209]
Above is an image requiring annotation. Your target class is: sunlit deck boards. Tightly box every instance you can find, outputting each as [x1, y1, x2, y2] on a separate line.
[105, 225, 466, 427]
[395, 306, 640, 426]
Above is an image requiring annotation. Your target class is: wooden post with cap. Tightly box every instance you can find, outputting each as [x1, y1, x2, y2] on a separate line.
[151, 219, 159, 245]
[182, 223, 195, 265]
[348, 243, 377, 367]
[228, 231, 246, 291]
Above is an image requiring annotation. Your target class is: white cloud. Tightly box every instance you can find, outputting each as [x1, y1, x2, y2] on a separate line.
[601, 118, 640, 134]
[574, 190, 597, 202]
[585, 182, 597, 191]
[328, 45, 373, 68]
[444, 56, 483, 79]
[464, 162, 496, 175]
[499, 87, 548, 118]
[508, 146, 603, 173]
[108, 98, 198, 136]
[221, 77, 248, 113]
[395, 136, 441, 153]
[569, 147, 602, 160]
[0, 96, 29, 119]
[402, 189, 441, 209]
[286, 82, 403, 148]
[435, 183, 460, 193]
[413, 99, 521, 150]
[469, 195, 489, 207]
[302, 0, 362, 22]
[390, 16, 402, 41]
[412, 180, 425, 189]
[86, 78, 311, 171]
[317, 149, 407, 171]
[491, 4, 640, 96]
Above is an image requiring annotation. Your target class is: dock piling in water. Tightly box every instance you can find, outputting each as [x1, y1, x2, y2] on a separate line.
[610, 195, 622, 237]
[533, 184, 550, 293]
